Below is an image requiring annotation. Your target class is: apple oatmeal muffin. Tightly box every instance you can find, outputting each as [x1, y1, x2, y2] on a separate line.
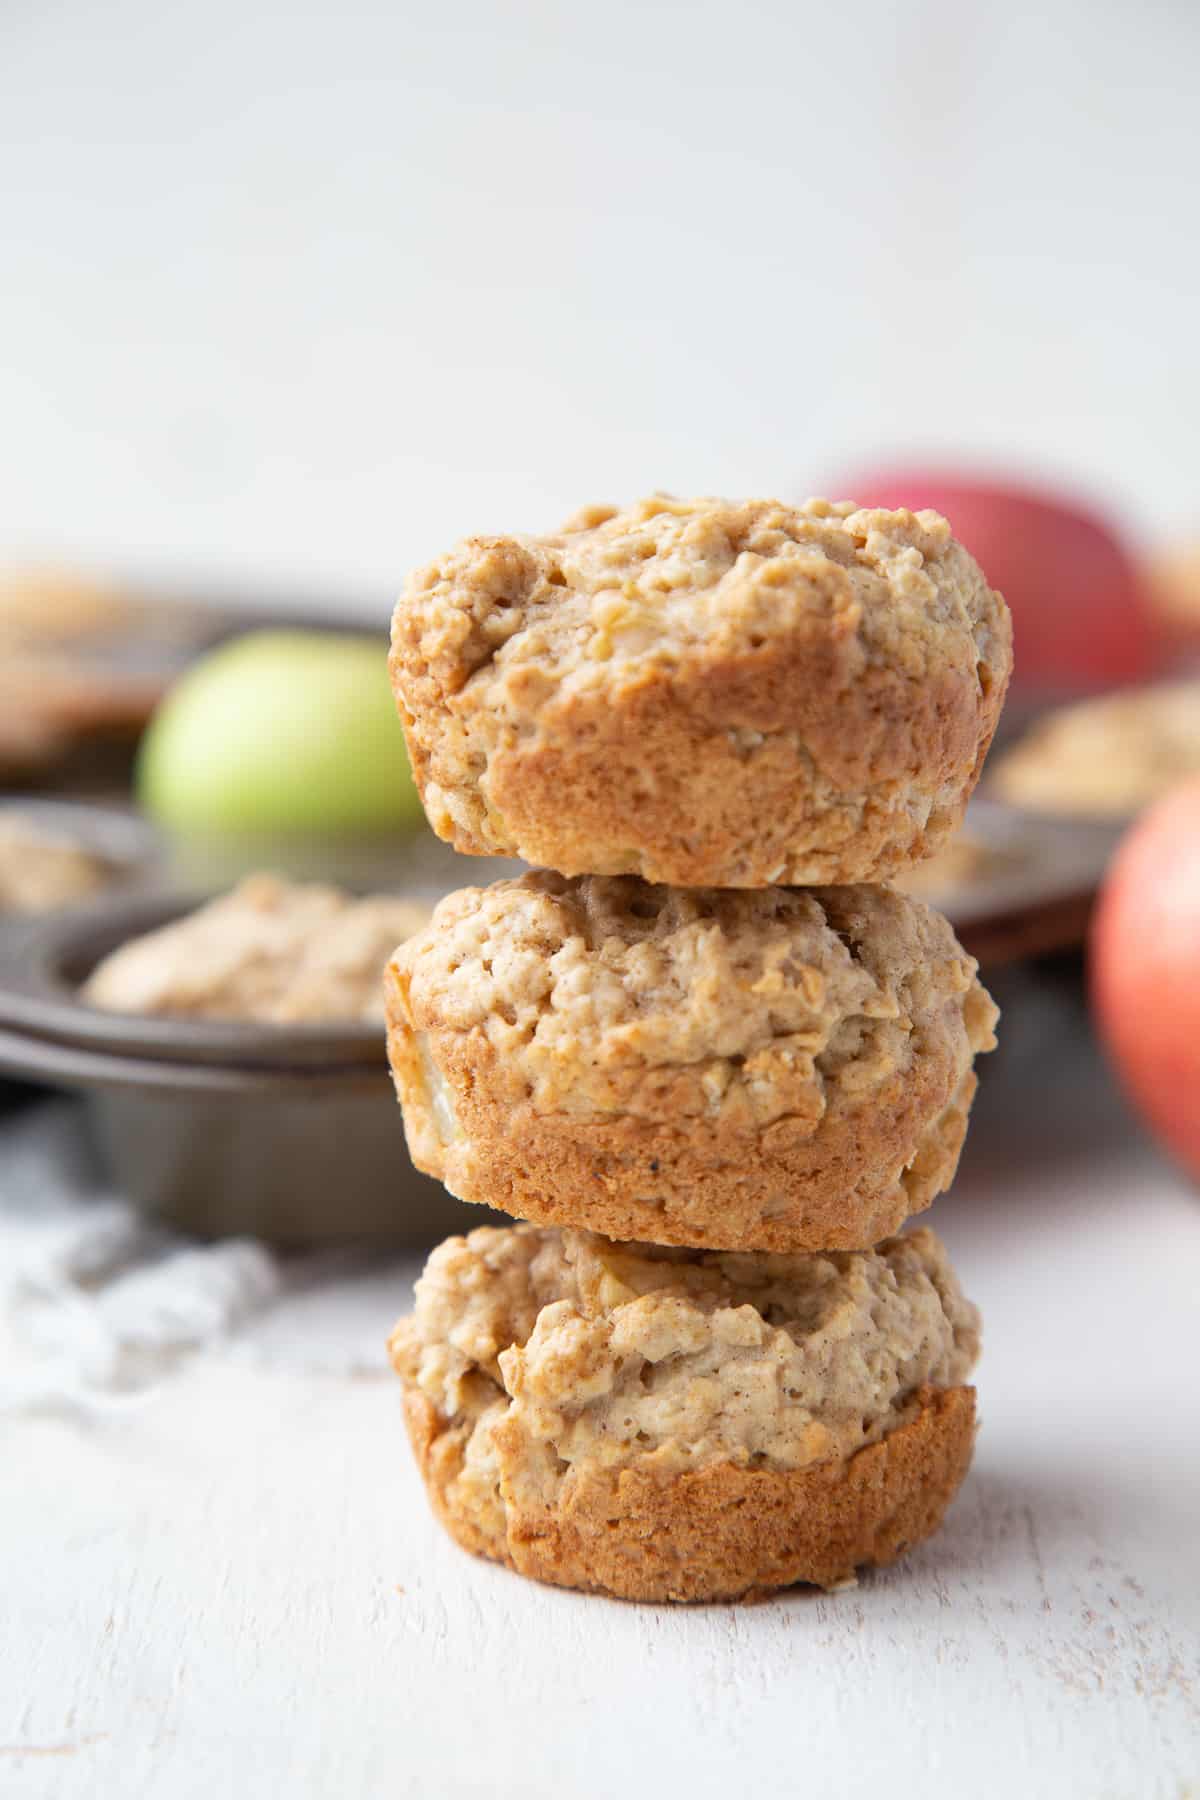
[0, 812, 113, 914]
[389, 495, 1011, 887]
[990, 678, 1200, 817]
[386, 872, 997, 1252]
[392, 1222, 979, 1601]
[84, 873, 430, 1026]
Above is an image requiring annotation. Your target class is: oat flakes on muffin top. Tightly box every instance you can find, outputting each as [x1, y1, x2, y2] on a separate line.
[390, 495, 1012, 888]
[386, 871, 998, 1252]
[392, 1221, 980, 1601]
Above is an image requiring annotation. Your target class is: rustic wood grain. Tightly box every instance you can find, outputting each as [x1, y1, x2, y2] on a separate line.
[2, 1007, 1198, 1799]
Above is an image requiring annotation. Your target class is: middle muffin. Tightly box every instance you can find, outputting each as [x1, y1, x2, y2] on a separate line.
[386, 871, 997, 1253]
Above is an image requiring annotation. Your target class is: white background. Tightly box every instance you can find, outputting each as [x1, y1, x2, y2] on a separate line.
[2, 0, 1199, 610]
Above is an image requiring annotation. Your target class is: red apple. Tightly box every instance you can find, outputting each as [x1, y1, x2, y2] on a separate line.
[840, 470, 1158, 692]
[1091, 776, 1200, 1181]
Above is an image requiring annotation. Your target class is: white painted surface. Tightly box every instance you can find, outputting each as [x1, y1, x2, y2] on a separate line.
[2, 0, 1200, 604]
[2, 975, 1199, 1799]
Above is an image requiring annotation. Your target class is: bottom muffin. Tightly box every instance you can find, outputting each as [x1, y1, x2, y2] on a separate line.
[390, 1224, 979, 1602]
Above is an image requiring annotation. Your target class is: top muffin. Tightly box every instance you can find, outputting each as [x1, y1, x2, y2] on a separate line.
[390, 495, 1011, 888]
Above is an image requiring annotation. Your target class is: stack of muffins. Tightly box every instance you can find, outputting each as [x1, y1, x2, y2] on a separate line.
[384, 496, 1012, 1603]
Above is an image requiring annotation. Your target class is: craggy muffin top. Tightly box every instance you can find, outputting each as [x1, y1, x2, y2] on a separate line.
[390, 495, 1011, 876]
[393, 870, 997, 1129]
[84, 873, 429, 1025]
[392, 1222, 980, 1478]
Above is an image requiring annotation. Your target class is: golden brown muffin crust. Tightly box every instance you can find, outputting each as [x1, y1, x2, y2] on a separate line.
[405, 1382, 976, 1601]
[390, 496, 1011, 887]
[393, 1223, 979, 1600]
[386, 873, 997, 1251]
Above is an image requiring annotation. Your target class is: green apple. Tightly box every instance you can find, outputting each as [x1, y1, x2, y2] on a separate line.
[137, 629, 425, 835]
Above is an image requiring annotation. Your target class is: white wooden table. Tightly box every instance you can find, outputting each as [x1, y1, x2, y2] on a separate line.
[2, 971, 1198, 1800]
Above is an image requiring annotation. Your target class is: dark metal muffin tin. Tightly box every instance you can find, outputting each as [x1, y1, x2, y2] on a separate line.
[0, 849, 497, 1246]
[0, 796, 164, 1106]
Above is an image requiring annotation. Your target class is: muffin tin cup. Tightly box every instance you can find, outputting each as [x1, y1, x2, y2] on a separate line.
[0, 885, 496, 1246]
[0, 1020, 469, 1245]
[0, 890, 388, 1069]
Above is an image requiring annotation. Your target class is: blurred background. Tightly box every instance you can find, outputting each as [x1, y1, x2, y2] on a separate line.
[2, 0, 1199, 600]
[2, 0, 1199, 1238]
